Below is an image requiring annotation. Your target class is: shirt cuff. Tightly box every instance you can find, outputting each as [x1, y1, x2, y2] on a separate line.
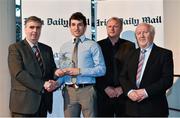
[127, 89, 135, 96]
[56, 77, 64, 86]
[143, 89, 149, 98]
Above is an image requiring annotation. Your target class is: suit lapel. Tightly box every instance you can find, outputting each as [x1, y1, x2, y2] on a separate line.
[23, 39, 38, 61]
[131, 49, 140, 87]
[23, 39, 43, 76]
[38, 43, 46, 75]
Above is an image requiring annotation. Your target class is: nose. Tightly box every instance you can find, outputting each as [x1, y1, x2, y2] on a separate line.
[75, 25, 79, 30]
[140, 32, 144, 37]
[109, 27, 115, 31]
[32, 28, 38, 32]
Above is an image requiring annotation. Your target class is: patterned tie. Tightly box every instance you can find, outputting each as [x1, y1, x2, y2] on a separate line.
[136, 49, 146, 88]
[33, 45, 44, 74]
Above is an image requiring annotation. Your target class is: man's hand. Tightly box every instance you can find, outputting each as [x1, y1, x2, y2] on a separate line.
[128, 90, 141, 101]
[128, 89, 148, 102]
[63, 68, 80, 76]
[134, 89, 148, 102]
[55, 68, 65, 77]
[44, 80, 59, 92]
[105, 86, 116, 98]
[114, 86, 123, 97]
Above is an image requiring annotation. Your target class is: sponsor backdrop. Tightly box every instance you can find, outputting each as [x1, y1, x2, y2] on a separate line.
[22, 0, 164, 117]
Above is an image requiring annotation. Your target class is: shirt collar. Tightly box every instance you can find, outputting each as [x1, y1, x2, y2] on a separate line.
[141, 43, 153, 52]
[107, 37, 120, 46]
[26, 39, 38, 48]
[72, 35, 86, 43]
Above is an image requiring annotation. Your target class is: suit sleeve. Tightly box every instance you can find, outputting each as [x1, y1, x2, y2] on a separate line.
[115, 42, 136, 87]
[119, 51, 136, 95]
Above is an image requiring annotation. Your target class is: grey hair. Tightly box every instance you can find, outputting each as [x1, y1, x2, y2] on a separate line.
[136, 23, 155, 36]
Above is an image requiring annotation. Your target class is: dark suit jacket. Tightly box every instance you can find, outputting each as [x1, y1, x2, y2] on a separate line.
[96, 37, 135, 99]
[8, 39, 57, 114]
[120, 44, 174, 116]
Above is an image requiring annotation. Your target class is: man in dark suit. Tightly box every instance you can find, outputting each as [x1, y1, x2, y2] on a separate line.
[96, 17, 135, 117]
[8, 16, 63, 117]
[120, 23, 174, 116]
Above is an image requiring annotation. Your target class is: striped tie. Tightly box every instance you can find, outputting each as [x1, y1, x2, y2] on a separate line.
[136, 49, 146, 88]
[33, 45, 44, 74]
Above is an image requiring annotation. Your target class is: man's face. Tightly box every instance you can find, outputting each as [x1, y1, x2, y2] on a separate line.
[25, 21, 42, 44]
[135, 24, 154, 48]
[70, 19, 86, 38]
[106, 19, 122, 39]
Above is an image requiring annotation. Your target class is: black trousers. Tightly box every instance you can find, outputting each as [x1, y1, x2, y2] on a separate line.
[11, 94, 47, 117]
[97, 93, 127, 117]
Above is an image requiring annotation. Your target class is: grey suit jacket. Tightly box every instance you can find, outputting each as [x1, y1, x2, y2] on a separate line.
[8, 39, 56, 114]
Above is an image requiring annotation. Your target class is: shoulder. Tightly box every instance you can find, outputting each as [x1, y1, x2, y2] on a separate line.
[119, 38, 135, 47]
[8, 40, 24, 50]
[38, 42, 51, 48]
[126, 48, 138, 59]
[37, 42, 54, 54]
[117, 39, 136, 54]
[84, 38, 98, 45]
[38, 42, 53, 51]
[83, 38, 102, 51]
[97, 38, 108, 45]
[115, 42, 136, 61]
[153, 45, 173, 55]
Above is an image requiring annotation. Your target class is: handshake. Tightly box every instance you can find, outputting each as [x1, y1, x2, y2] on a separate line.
[44, 80, 59, 92]
[43, 68, 64, 92]
[43, 68, 81, 92]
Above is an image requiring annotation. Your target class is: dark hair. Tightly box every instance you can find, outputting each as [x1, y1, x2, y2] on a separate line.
[69, 12, 87, 26]
[24, 16, 43, 25]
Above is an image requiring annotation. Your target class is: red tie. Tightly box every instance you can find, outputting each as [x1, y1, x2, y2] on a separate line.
[136, 49, 146, 87]
[33, 45, 44, 74]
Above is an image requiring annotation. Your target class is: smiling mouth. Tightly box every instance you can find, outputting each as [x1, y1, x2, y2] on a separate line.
[74, 31, 80, 33]
[140, 38, 145, 40]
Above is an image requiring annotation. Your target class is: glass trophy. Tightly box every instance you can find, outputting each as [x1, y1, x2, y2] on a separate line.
[58, 52, 74, 69]
[58, 52, 77, 85]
